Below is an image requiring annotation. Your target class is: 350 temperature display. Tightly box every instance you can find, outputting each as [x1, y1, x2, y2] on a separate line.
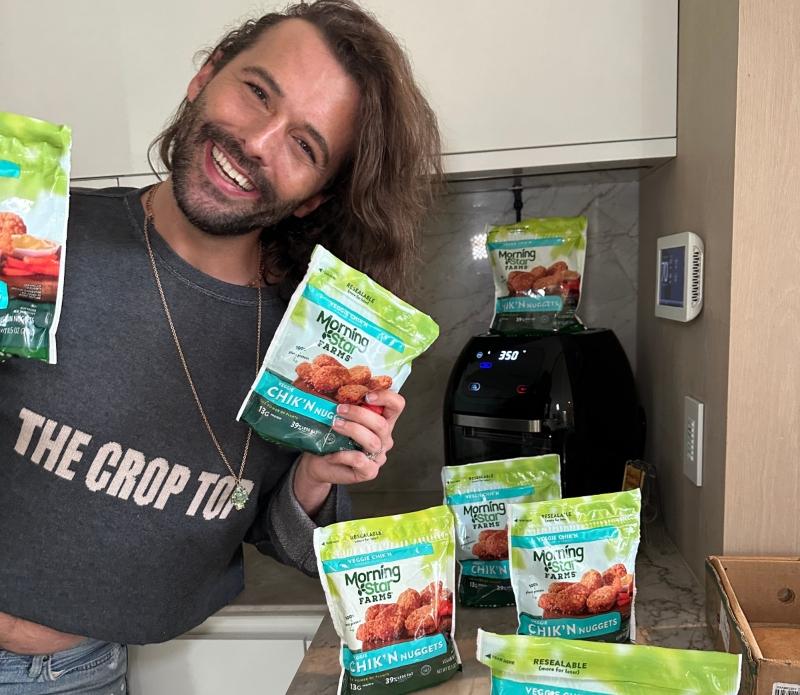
[497, 350, 520, 361]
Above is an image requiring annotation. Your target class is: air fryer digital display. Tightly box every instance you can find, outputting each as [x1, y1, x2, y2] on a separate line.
[459, 342, 546, 401]
[659, 246, 685, 308]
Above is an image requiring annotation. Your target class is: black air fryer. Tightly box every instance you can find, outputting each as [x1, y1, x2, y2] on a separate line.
[443, 329, 644, 497]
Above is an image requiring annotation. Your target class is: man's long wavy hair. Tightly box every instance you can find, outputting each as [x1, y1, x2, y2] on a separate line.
[150, 0, 442, 299]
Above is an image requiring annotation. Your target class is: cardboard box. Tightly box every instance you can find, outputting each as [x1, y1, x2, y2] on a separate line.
[706, 556, 800, 695]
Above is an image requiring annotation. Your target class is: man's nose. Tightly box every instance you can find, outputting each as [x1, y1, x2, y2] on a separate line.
[241, 116, 287, 165]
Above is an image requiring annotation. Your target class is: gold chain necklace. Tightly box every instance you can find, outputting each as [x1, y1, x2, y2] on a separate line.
[142, 184, 262, 511]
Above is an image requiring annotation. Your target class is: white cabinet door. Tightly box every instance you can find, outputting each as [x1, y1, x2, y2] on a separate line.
[126, 612, 323, 695]
[362, 0, 678, 172]
[2, 0, 675, 177]
[128, 638, 304, 695]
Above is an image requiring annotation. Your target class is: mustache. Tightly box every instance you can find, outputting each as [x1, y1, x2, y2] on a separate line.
[195, 122, 271, 195]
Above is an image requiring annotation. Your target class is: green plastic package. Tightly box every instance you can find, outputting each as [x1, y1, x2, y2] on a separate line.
[442, 455, 562, 608]
[237, 244, 439, 454]
[314, 506, 461, 695]
[0, 112, 72, 362]
[488, 216, 587, 335]
[509, 490, 641, 643]
[477, 629, 741, 694]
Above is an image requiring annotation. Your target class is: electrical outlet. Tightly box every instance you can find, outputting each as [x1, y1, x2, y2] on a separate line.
[684, 396, 704, 486]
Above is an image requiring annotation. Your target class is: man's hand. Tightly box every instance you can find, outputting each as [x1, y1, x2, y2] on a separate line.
[293, 390, 406, 516]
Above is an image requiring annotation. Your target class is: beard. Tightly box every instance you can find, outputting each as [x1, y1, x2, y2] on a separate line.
[169, 95, 304, 236]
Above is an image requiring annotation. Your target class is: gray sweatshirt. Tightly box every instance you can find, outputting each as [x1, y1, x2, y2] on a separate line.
[0, 187, 347, 644]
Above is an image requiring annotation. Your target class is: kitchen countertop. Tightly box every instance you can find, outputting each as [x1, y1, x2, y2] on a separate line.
[285, 492, 714, 693]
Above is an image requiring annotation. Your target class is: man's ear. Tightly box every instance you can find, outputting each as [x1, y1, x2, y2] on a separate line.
[187, 52, 222, 102]
[292, 192, 330, 219]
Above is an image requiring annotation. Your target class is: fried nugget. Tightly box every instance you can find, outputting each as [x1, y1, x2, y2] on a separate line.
[0, 212, 26, 239]
[420, 580, 451, 606]
[507, 271, 535, 294]
[355, 622, 370, 642]
[547, 261, 568, 275]
[0, 228, 11, 255]
[482, 532, 508, 560]
[313, 354, 344, 368]
[532, 275, 558, 292]
[552, 583, 590, 615]
[295, 362, 315, 383]
[308, 365, 350, 394]
[336, 384, 369, 404]
[478, 529, 501, 542]
[348, 365, 372, 385]
[473, 529, 507, 559]
[405, 605, 438, 638]
[538, 592, 558, 611]
[472, 542, 489, 559]
[396, 588, 422, 617]
[360, 604, 406, 643]
[547, 581, 575, 594]
[587, 585, 618, 614]
[367, 375, 392, 391]
[529, 265, 548, 281]
[603, 564, 628, 586]
[580, 570, 603, 593]
[364, 604, 391, 621]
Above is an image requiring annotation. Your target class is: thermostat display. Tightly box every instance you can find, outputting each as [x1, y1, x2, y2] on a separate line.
[655, 232, 704, 322]
[659, 246, 685, 307]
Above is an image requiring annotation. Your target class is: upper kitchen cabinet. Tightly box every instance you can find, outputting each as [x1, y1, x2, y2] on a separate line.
[364, 0, 678, 175]
[3, 0, 676, 179]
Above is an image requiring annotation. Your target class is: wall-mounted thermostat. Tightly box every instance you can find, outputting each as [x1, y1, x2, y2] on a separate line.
[655, 231, 704, 322]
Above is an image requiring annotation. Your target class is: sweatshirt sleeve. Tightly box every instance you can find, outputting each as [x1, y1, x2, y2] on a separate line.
[244, 459, 352, 576]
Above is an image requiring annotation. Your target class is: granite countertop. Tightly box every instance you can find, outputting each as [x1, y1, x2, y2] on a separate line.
[284, 493, 714, 693]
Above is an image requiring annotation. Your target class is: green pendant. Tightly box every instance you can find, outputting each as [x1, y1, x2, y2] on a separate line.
[230, 483, 249, 511]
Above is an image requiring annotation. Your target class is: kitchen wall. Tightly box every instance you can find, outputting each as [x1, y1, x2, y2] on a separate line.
[637, 0, 739, 579]
[367, 172, 640, 493]
[639, 0, 800, 579]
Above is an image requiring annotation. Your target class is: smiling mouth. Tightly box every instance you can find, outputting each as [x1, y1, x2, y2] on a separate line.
[210, 144, 255, 192]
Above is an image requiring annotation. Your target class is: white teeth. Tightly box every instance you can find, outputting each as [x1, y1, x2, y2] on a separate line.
[211, 145, 254, 191]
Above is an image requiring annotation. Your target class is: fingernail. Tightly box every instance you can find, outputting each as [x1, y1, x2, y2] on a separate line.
[333, 416, 346, 427]
[365, 393, 377, 403]
[337, 404, 350, 415]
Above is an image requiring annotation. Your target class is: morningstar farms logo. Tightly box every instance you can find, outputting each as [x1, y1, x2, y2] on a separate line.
[463, 500, 505, 529]
[344, 564, 401, 605]
[532, 545, 585, 580]
[499, 248, 537, 270]
[316, 310, 370, 361]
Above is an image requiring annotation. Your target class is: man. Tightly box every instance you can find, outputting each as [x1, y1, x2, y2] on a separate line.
[0, 1, 442, 691]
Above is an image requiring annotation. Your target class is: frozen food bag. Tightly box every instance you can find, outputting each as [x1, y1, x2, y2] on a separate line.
[314, 506, 460, 695]
[0, 112, 71, 362]
[476, 629, 742, 694]
[238, 244, 439, 455]
[442, 455, 562, 608]
[509, 489, 641, 643]
[487, 216, 587, 335]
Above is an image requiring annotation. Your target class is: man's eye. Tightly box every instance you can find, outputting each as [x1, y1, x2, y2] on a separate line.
[295, 137, 316, 163]
[247, 82, 268, 103]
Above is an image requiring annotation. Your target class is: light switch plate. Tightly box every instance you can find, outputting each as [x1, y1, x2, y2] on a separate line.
[684, 396, 704, 486]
